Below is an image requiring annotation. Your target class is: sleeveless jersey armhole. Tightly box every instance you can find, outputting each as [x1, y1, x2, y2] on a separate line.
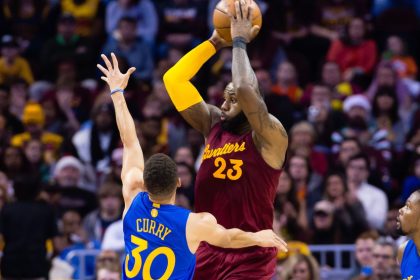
[123, 191, 146, 220]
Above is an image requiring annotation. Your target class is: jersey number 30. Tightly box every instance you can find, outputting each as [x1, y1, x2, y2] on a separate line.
[125, 235, 175, 279]
[213, 157, 243, 180]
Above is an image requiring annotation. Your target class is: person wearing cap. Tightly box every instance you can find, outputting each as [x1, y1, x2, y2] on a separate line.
[308, 200, 344, 245]
[340, 94, 373, 146]
[10, 102, 63, 155]
[0, 34, 34, 85]
[44, 155, 97, 218]
[40, 12, 93, 81]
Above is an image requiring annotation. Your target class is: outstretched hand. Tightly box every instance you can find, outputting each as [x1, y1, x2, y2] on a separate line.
[255, 229, 288, 252]
[97, 53, 136, 91]
[229, 0, 260, 42]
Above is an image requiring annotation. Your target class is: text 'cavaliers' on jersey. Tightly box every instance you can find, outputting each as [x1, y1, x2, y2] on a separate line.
[195, 122, 282, 233]
[123, 192, 196, 280]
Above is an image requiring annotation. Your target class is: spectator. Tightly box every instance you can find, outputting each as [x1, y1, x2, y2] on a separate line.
[56, 210, 100, 280]
[173, 145, 194, 166]
[101, 220, 124, 256]
[327, 18, 377, 86]
[0, 145, 30, 181]
[382, 35, 417, 79]
[0, 85, 24, 135]
[310, 0, 369, 41]
[45, 155, 97, 217]
[157, 0, 207, 53]
[274, 171, 308, 241]
[0, 174, 58, 279]
[371, 86, 405, 150]
[308, 199, 343, 245]
[41, 13, 94, 81]
[72, 103, 120, 186]
[0, 35, 34, 85]
[105, 147, 123, 185]
[2, 0, 50, 62]
[259, 68, 295, 131]
[23, 138, 50, 183]
[306, 84, 346, 147]
[271, 61, 303, 105]
[39, 84, 83, 138]
[365, 62, 414, 128]
[289, 121, 329, 175]
[287, 154, 323, 213]
[346, 153, 388, 229]
[11, 102, 63, 155]
[83, 181, 123, 242]
[105, 0, 158, 46]
[349, 230, 379, 280]
[280, 253, 320, 280]
[8, 78, 29, 119]
[323, 172, 369, 242]
[372, 237, 400, 278]
[49, 0, 105, 38]
[176, 161, 195, 208]
[304, 62, 361, 111]
[96, 250, 121, 280]
[102, 16, 154, 81]
[341, 95, 372, 146]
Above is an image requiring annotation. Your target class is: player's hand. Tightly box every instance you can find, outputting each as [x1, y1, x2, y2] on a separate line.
[254, 229, 288, 252]
[229, 0, 260, 43]
[97, 53, 136, 91]
[209, 30, 232, 50]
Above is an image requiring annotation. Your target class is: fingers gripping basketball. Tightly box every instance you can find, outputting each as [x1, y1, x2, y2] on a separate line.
[213, 0, 262, 42]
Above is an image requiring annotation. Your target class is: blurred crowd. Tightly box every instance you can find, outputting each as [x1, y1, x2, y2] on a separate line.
[0, 0, 419, 279]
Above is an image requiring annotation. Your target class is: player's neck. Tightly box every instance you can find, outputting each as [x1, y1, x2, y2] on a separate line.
[149, 193, 176, 205]
[413, 232, 420, 256]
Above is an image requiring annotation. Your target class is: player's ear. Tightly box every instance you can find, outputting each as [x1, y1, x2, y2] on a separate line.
[176, 178, 181, 189]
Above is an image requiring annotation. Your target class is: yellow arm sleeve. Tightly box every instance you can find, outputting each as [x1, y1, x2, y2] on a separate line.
[163, 41, 216, 111]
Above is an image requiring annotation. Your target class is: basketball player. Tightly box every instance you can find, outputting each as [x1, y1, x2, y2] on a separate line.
[97, 53, 287, 280]
[397, 189, 420, 279]
[163, 1, 288, 279]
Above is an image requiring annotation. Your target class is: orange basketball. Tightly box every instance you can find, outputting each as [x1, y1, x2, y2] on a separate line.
[213, 0, 262, 42]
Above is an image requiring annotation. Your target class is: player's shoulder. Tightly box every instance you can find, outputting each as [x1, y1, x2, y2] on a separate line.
[188, 212, 217, 226]
[397, 239, 410, 265]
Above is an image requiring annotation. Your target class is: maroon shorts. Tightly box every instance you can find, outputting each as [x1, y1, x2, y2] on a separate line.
[193, 243, 277, 280]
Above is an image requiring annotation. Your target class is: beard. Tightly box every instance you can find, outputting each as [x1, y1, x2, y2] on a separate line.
[221, 111, 248, 134]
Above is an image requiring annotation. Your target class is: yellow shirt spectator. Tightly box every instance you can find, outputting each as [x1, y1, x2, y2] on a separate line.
[10, 103, 63, 152]
[0, 56, 34, 85]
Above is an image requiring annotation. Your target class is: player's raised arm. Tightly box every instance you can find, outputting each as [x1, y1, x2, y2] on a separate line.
[230, 0, 288, 168]
[186, 212, 287, 252]
[97, 53, 145, 210]
[163, 32, 229, 137]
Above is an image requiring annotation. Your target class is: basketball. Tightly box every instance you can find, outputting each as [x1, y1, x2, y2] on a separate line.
[213, 0, 262, 42]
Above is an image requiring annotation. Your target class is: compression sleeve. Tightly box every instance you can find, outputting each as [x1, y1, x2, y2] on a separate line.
[163, 41, 216, 111]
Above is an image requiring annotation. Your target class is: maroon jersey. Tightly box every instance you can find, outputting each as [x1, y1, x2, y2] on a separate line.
[195, 122, 282, 232]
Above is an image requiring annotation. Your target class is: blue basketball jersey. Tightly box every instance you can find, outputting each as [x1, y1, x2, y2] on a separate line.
[401, 239, 420, 280]
[123, 192, 195, 280]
